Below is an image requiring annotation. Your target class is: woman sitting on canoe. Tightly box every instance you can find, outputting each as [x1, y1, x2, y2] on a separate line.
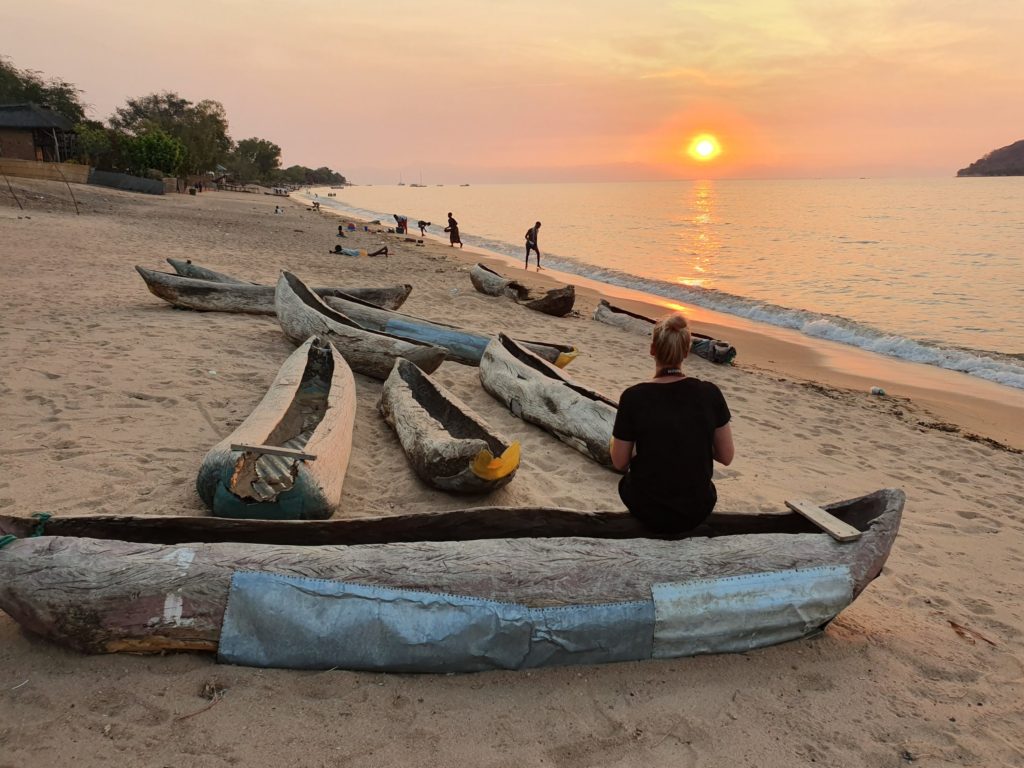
[611, 313, 734, 534]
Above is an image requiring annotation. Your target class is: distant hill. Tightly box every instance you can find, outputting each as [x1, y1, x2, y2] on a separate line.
[957, 139, 1024, 176]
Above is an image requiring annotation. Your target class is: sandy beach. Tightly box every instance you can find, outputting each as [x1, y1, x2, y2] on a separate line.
[2, 179, 1023, 767]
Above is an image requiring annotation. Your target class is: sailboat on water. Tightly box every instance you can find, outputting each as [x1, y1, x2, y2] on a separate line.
[410, 170, 426, 188]
[398, 173, 405, 186]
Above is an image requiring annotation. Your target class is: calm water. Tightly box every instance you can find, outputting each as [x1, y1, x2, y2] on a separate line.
[314, 179, 1024, 389]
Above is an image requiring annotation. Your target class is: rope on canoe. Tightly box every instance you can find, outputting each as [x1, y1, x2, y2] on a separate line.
[0, 535, 16, 550]
[30, 512, 51, 537]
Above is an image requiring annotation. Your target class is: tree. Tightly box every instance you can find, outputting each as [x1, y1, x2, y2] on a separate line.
[122, 129, 185, 176]
[109, 92, 230, 174]
[233, 137, 282, 179]
[0, 56, 87, 123]
[75, 120, 113, 166]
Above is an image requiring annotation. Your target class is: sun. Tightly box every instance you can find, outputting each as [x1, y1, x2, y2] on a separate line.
[687, 134, 721, 162]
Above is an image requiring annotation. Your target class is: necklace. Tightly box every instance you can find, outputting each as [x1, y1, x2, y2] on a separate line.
[655, 367, 683, 378]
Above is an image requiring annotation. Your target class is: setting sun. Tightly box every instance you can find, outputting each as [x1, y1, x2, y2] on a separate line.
[687, 134, 722, 162]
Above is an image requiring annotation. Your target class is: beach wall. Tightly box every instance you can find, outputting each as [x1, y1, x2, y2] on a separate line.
[0, 158, 90, 184]
[87, 170, 165, 195]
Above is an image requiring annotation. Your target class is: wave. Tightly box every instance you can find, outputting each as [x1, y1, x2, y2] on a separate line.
[313, 194, 1024, 391]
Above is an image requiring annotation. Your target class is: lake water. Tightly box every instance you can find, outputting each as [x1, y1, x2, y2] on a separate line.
[313, 179, 1024, 390]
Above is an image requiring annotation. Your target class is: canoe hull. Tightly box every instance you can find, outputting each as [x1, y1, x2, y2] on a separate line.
[196, 338, 356, 520]
[480, 334, 617, 466]
[593, 300, 737, 364]
[469, 263, 576, 317]
[379, 358, 519, 493]
[161, 259, 414, 310]
[0, 490, 904, 669]
[274, 272, 446, 379]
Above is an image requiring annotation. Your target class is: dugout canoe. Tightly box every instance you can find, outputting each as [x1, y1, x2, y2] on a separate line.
[137, 266, 412, 315]
[469, 263, 576, 317]
[480, 334, 617, 467]
[195, 337, 355, 520]
[275, 271, 446, 379]
[594, 299, 737, 364]
[379, 358, 520, 493]
[0, 489, 905, 671]
[167, 257, 413, 310]
[321, 291, 577, 367]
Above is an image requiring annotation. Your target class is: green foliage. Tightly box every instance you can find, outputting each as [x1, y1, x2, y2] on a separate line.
[0, 55, 87, 123]
[277, 164, 347, 185]
[229, 137, 282, 181]
[75, 120, 113, 165]
[109, 92, 231, 174]
[122, 129, 185, 175]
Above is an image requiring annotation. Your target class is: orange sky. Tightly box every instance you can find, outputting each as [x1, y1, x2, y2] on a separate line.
[4, 0, 1023, 182]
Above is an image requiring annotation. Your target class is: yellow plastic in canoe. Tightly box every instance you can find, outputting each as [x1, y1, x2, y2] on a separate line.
[471, 441, 521, 481]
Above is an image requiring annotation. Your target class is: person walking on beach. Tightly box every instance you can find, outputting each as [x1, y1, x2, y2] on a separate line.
[446, 212, 462, 247]
[610, 313, 734, 535]
[524, 221, 542, 270]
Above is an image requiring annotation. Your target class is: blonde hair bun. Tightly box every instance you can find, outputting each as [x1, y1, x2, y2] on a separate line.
[652, 312, 691, 366]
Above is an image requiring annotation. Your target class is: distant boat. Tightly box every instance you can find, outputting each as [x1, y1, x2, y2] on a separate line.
[410, 171, 427, 188]
[398, 173, 405, 186]
[460, 183, 470, 187]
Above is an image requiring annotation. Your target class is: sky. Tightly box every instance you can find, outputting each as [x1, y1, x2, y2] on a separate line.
[3, 0, 1023, 182]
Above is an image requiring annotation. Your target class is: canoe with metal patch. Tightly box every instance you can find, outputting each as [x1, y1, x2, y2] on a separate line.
[196, 337, 356, 520]
[0, 489, 904, 670]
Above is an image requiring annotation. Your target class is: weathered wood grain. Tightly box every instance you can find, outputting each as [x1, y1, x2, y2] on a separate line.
[469, 263, 576, 317]
[322, 292, 576, 367]
[137, 265, 413, 314]
[0, 490, 904, 654]
[379, 358, 519, 493]
[274, 271, 446, 379]
[196, 338, 356, 520]
[480, 334, 618, 466]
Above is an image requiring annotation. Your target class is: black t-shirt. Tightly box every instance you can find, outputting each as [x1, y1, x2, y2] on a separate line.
[613, 377, 731, 518]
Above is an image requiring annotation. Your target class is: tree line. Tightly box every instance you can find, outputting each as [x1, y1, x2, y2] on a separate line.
[0, 56, 345, 185]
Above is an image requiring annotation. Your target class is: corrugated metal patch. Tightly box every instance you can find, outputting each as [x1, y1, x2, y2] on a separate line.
[218, 571, 653, 672]
[651, 566, 853, 658]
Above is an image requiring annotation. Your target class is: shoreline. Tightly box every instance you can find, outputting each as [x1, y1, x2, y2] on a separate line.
[301, 190, 1024, 451]
[4, 179, 1024, 767]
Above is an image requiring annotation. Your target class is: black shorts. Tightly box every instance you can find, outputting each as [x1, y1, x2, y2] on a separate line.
[618, 474, 716, 534]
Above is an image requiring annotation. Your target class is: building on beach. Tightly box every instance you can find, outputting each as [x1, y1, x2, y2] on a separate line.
[0, 102, 77, 162]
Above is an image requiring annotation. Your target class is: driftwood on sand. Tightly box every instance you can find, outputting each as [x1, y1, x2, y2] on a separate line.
[274, 271, 446, 379]
[479, 334, 618, 466]
[469, 263, 576, 317]
[196, 337, 356, 520]
[379, 358, 520, 493]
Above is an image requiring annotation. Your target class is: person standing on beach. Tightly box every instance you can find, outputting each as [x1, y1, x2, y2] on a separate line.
[524, 221, 542, 270]
[446, 212, 462, 247]
[610, 313, 734, 534]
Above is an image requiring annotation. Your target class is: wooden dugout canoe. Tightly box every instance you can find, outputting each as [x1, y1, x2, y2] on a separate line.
[0, 489, 904, 671]
[196, 337, 356, 520]
[594, 299, 737, 364]
[166, 257, 413, 310]
[379, 358, 520, 493]
[479, 334, 617, 467]
[321, 291, 577, 368]
[469, 263, 576, 317]
[275, 271, 446, 379]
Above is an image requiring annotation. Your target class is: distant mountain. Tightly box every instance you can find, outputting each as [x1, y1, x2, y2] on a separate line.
[957, 139, 1024, 176]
